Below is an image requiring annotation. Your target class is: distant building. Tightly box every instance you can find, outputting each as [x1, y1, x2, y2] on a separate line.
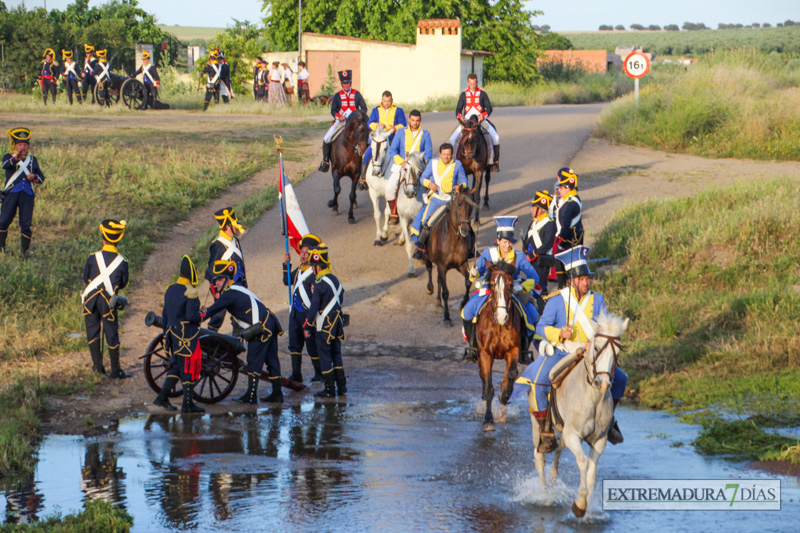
[187, 46, 205, 70]
[539, 50, 620, 73]
[301, 19, 491, 103]
[615, 46, 655, 61]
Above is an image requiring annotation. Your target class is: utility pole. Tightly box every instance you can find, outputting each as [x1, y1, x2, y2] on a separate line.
[298, 0, 302, 62]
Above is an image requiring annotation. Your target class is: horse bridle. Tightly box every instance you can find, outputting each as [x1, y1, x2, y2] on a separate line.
[461, 125, 478, 160]
[490, 271, 515, 326]
[448, 193, 478, 238]
[345, 116, 368, 157]
[583, 333, 622, 385]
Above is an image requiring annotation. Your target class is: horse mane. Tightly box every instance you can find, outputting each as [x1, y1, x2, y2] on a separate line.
[592, 312, 629, 337]
[491, 261, 516, 276]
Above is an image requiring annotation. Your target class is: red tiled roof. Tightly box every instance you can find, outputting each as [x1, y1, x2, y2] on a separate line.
[417, 19, 461, 29]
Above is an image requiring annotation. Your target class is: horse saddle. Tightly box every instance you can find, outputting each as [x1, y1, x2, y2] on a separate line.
[549, 348, 585, 387]
[330, 121, 347, 142]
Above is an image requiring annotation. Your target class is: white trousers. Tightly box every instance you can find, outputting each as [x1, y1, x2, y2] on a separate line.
[385, 163, 403, 201]
[323, 110, 353, 143]
[448, 120, 500, 146]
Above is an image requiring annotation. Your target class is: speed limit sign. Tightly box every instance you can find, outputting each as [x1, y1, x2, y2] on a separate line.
[623, 51, 650, 79]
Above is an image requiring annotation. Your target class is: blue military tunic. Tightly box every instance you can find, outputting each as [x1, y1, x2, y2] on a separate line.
[81, 245, 129, 349]
[461, 247, 540, 331]
[410, 158, 468, 242]
[283, 262, 318, 361]
[304, 269, 345, 374]
[162, 280, 202, 382]
[363, 105, 407, 169]
[389, 127, 433, 167]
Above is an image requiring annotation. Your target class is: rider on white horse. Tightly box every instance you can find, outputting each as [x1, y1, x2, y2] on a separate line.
[448, 73, 500, 171]
[361, 91, 407, 181]
[385, 110, 433, 224]
[461, 216, 541, 363]
[318, 70, 368, 172]
[516, 246, 627, 452]
[409, 143, 468, 258]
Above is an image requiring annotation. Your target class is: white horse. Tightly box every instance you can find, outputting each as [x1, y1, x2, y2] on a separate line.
[527, 312, 629, 517]
[365, 128, 394, 246]
[394, 151, 426, 277]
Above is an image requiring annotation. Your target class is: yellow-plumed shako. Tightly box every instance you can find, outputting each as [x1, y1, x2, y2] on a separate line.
[43, 48, 55, 59]
[211, 260, 237, 281]
[8, 127, 31, 150]
[142, 51, 151, 60]
[309, 244, 330, 268]
[179, 255, 199, 287]
[96, 49, 108, 61]
[84, 44, 95, 53]
[62, 49, 73, 60]
[557, 168, 578, 189]
[531, 189, 553, 210]
[300, 234, 322, 249]
[214, 207, 245, 234]
[100, 219, 126, 243]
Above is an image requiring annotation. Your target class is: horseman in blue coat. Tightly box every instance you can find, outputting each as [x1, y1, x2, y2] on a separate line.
[409, 143, 468, 259]
[385, 110, 433, 223]
[360, 90, 407, 181]
[461, 216, 540, 362]
[514, 246, 626, 452]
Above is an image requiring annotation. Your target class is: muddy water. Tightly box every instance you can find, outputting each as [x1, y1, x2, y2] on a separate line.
[2, 370, 799, 531]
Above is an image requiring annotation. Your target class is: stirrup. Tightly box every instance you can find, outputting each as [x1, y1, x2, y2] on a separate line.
[538, 433, 556, 453]
[608, 420, 624, 444]
[318, 160, 330, 172]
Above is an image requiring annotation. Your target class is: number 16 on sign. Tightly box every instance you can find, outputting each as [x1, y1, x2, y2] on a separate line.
[623, 51, 650, 103]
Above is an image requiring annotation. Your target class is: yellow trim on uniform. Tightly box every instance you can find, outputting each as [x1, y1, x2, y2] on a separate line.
[437, 159, 456, 193]
[315, 267, 332, 281]
[544, 287, 594, 343]
[102, 244, 118, 253]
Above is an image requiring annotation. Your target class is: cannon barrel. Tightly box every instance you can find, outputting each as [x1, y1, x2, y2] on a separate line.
[144, 311, 163, 328]
[145, 311, 246, 354]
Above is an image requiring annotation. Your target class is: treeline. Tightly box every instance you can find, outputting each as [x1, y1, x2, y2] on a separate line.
[0, 0, 178, 89]
[599, 20, 796, 31]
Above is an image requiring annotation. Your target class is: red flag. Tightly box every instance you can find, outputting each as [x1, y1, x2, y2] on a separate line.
[278, 154, 310, 254]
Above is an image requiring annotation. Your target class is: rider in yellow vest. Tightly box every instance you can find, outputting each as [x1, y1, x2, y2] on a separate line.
[361, 90, 407, 182]
[385, 110, 433, 222]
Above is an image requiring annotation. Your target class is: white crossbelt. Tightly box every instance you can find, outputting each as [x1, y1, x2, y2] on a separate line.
[560, 287, 595, 339]
[293, 267, 314, 308]
[228, 285, 260, 328]
[81, 252, 124, 304]
[529, 216, 551, 251]
[315, 276, 343, 329]
[406, 129, 423, 157]
[95, 62, 110, 82]
[208, 64, 221, 84]
[63, 63, 78, 78]
[555, 196, 582, 234]
[216, 235, 243, 261]
[4, 156, 31, 192]
[142, 64, 154, 84]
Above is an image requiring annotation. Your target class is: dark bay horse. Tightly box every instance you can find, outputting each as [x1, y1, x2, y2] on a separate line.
[456, 118, 492, 219]
[328, 111, 370, 223]
[422, 189, 476, 326]
[477, 262, 523, 432]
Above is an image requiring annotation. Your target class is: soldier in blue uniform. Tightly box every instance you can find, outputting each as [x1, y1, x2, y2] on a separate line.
[303, 245, 347, 398]
[81, 44, 98, 104]
[39, 49, 58, 105]
[133, 51, 160, 109]
[153, 255, 205, 413]
[385, 109, 433, 222]
[202, 51, 222, 111]
[60, 50, 82, 105]
[206, 207, 247, 333]
[522, 190, 558, 298]
[552, 168, 584, 251]
[360, 90, 407, 180]
[92, 49, 112, 107]
[461, 216, 540, 362]
[515, 246, 626, 452]
[409, 143, 468, 259]
[1, 128, 45, 256]
[202, 260, 283, 404]
[82, 219, 130, 378]
[283, 234, 324, 383]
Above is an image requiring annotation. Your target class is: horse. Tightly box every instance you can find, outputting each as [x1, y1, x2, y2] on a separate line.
[394, 152, 427, 276]
[422, 189, 477, 326]
[328, 111, 370, 223]
[526, 312, 629, 517]
[364, 127, 396, 244]
[456, 118, 492, 219]
[476, 262, 524, 432]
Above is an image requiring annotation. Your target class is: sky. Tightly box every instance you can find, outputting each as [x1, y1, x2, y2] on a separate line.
[6, 1, 798, 32]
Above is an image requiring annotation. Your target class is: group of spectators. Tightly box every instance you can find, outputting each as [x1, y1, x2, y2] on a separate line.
[253, 59, 310, 105]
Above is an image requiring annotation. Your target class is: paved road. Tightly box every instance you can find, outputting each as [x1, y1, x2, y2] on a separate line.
[243, 104, 607, 358]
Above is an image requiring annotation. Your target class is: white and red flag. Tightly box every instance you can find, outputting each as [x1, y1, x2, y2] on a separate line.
[278, 153, 310, 254]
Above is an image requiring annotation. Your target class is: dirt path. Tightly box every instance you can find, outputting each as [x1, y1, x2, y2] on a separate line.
[39, 106, 800, 433]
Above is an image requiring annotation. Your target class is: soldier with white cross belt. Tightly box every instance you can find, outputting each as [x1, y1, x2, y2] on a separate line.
[82, 219, 131, 378]
[206, 207, 248, 333]
[1, 128, 45, 256]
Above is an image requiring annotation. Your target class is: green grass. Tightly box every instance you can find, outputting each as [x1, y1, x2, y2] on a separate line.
[0, 123, 322, 360]
[567, 25, 800, 55]
[694, 419, 799, 461]
[0, 499, 133, 532]
[158, 24, 222, 41]
[593, 177, 800, 415]
[595, 49, 800, 160]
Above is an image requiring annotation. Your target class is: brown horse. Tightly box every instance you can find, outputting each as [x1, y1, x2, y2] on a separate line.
[456, 118, 492, 220]
[422, 189, 477, 326]
[476, 262, 523, 432]
[328, 111, 370, 223]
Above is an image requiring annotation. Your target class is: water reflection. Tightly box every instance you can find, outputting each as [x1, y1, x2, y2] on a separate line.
[81, 440, 127, 504]
[3, 473, 42, 525]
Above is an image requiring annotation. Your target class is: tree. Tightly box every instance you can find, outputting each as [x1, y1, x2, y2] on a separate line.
[599, 25, 613, 31]
[615, 25, 625, 31]
[664, 24, 680, 31]
[205, 20, 264, 93]
[261, 0, 545, 84]
[682, 22, 708, 31]
[539, 24, 550, 34]
[752, 23, 760, 28]
[763, 23, 772, 28]
[538, 32, 572, 50]
[630, 24, 644, 30]
[785, 20, 796, 26]
[648, 25, 661, 31]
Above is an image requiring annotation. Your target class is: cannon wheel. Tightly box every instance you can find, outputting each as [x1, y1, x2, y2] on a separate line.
[143, 333, 240, 403]
[121, 78, 147, 110]
[93, 80, 120, 106]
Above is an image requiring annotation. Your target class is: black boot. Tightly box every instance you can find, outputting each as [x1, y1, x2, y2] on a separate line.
[235, 374, 259, 404]
[0, 229, 6, 252]
[462, 319, 478, 362]
[154, 376, 178, 411]
[182, 383, 206, 414]
[319, 142, 331, 172]
[222, 95, 229, 103]
[310, 357, 323, 382]
[492, 144, 500, 172]
[314, 372, 336, 398]
[108, 347, 131, 379]
[20, 235, 30, 258]
[520, 332, 533, 365]
[608, 399, 624, 444]
[203, 101, 209, 111]
[357, 160, 368, 190]
[413, 226, 430, 260]
[288, 353, 303, 383]
[334, 368, 347, 395]
[88, 341, 106, 375]
[260, 378, 284, 403]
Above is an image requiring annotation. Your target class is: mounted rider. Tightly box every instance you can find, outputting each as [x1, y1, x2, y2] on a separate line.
[206, 207, 247, 333]
[282, 233, 324, 384]
[202, 260, 284, 404]
[361, 90, 407, 181]
[516, 246, 626, 452]
[81, 44, 98, 104]
[303, 244, 348, 398]
[385, 109, 433, 223]
[523, 190, 558, 298]
[448, 73, 500, 171]
[133, 51, 160, 109]
[461, 216, 541, 363]
[552, 168, 584, 251]
[409, 143, 468, 259]
[153, 255, 206, 414]
[61, 50, 82, 105]
[318, 70, 367, 172]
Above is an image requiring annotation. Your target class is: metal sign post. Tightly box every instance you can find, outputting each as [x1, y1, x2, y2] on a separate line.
[623, 51, 651, 104]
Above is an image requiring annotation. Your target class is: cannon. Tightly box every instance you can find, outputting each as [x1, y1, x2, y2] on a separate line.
[94, 73, 167, 110]
[141, 312, 304, 403]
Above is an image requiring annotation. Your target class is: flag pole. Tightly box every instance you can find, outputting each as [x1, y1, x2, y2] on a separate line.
[275, 135, 293, 306]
